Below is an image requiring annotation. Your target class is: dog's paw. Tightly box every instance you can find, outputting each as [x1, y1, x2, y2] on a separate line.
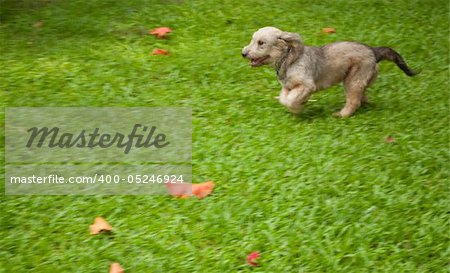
[333, 111, 353, 118]
[333, 111, 352, 118]
[332, 111, 342, 118]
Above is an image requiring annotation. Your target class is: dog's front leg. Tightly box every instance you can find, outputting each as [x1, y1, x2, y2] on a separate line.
[277, 87, 290, 105]
[283, 86, 312, 114]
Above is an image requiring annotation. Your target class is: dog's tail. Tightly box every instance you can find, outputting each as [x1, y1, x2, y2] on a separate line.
[372, 47, 419, 76]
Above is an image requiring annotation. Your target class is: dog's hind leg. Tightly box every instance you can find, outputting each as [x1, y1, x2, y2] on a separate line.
[361, 68, 378, 105]
[335, 62, 377, 117]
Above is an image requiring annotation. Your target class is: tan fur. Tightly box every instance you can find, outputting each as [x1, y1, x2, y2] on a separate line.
[242, 26, 411, 117]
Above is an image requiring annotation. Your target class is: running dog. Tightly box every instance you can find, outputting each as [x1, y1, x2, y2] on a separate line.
[242, 27, 418, 117]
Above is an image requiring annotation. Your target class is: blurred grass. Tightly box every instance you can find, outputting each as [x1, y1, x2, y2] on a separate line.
[1, 0, 449, 272]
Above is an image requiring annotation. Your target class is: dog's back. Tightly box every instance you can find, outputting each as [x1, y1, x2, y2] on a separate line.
[309, 42, 377, 91]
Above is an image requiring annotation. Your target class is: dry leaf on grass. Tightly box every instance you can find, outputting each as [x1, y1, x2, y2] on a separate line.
[192, 181, 214, 199]
[165, 182, 191, 198]
[33, 21, 44, 28]
[149, 27, 172, 38]
[109, 262, 124, 273]
[246, 251, 260, 266]
[89, 217, 112, 235]
[385, 135, 395, 143]
[152, 48, 170, 55]
[165, 181, 215, 199]
[322, 27, 336, 34]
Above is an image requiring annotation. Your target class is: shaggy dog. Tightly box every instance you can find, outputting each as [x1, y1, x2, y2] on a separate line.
[242, 27, 417, 117]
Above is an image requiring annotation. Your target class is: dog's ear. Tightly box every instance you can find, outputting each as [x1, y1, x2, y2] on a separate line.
[279, 31, 302, 46]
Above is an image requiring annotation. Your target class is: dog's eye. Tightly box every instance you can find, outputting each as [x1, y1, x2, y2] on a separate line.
[257, 41, 265, 46]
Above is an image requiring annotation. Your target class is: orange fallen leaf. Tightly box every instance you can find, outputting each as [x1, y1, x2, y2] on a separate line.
[246, 251, 260, 266]
[152, 48, 170, 55]
[109, 262, 124, 273]
[385, 135, 395, 143]
[165, 181, 214, 199]
[149, 27, 172, 38]
[192, 181, 214, 199]
[165, 182, 192, 198]
[322, 27, 336, 34]
[89, 216, 112, 235]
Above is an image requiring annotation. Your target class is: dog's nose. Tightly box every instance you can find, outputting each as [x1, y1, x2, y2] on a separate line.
[242, 52, 248, 58]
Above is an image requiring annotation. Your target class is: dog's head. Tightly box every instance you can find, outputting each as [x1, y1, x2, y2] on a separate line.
[242, 27, 303, 67]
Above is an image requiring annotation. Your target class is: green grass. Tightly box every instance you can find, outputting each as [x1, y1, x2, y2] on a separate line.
[1, 0, 449, 272]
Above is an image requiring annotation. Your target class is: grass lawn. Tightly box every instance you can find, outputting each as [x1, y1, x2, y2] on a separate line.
[1, 0, 449, 272]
